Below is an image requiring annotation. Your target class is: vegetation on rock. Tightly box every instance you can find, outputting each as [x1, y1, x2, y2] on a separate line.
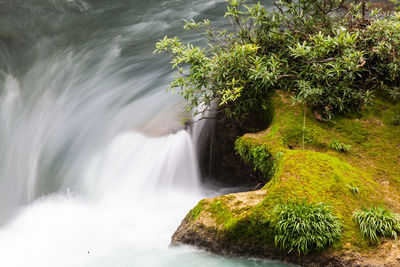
[234, 141, 275, 179]
[353, 206, 400, 243]
[273, 202, 342, 255]
[171, 93, 400, 264]
[161, 0, 400, 265]
[329, 139, 351, 152]
[156, 0, 400, 121]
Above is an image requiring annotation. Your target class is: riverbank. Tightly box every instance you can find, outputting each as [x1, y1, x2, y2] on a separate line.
[171, 91, 400, 266]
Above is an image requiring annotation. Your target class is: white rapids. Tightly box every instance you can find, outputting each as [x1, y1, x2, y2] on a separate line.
[0, 0, 290, 266]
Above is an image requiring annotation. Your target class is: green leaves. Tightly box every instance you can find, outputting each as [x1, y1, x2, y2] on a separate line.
[155, 29, 272, 119]
[234, 140, 275, 178]
[353, 206, 400, 243]
[329, 139, 352, 152]
[273, 202, 342, 255]
[155, 0, 400, 123]
[288, 29, 370, 118]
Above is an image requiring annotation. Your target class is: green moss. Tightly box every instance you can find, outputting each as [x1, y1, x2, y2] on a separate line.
[224, 211, 274, 246]
[258, 150, 380, 243]
[188, 200, 206, 221]
[207, 200, 233, 225]
[235, 140, 275, 179]
[332, 119, 369, 144]
[186, 92, 400, 254]
[390, 115, 400, 126]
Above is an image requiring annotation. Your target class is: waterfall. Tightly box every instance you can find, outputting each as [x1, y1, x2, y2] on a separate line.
[0, 0, 210, 263]
[0, 128, 204, 267]
[0, 0, 287, 266]
[82, 130, 201, 201]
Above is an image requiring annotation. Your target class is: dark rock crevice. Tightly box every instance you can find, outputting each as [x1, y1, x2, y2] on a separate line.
[196, 106, 272, 189]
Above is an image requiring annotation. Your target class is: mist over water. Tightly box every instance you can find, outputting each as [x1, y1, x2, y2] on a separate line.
[0, 0, 291, 266]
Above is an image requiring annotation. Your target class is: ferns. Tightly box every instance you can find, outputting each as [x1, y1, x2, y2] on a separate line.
[273, 202, 342, 255]
[353, 206, 400, 243]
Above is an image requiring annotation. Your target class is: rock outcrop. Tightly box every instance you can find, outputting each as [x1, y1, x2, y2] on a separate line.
[172, 92, 400, 266]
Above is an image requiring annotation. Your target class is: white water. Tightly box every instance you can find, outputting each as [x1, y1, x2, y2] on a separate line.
[0, 0, 291, 266]
[0, 131, 205, 267]
[0, 130, 287, 266]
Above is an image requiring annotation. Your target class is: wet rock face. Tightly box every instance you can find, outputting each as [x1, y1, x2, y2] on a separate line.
[198, 112, 268, 189]
[171, 216, 222, 253]
[172, 214, 400, 267]
[171, 214, 276, 259]
[178, 93, 400, 266]
[171, 212, 339, 267]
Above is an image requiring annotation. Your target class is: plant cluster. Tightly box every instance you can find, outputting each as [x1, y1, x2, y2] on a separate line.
[391, 114, 400, 125]
[235, 139, 275, 178]
[391, 0, 400, 11]
[329, 139, 352, 152]
[353, 206, 400, 243]
[349, 184, 360, 194]
[273, 202, 342, 255]
[156, 0, 400, 123]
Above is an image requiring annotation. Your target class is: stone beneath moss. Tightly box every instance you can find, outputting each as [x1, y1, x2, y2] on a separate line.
[172, 92, 400, 266]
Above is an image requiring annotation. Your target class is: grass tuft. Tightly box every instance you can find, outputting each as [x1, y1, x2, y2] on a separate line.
[349, 185, 359, 194]
[329, 139, 351, 152]
[353, 206, 400, 243]
[273, 202, 341, 255]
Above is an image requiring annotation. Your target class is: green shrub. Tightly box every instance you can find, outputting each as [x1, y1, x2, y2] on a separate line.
[273, 202, 342, 255]
[353, 206, 400, 243]
[329, 139, 352, 152]
[154, 17, 274, 121]
[156, 0, 400, 122]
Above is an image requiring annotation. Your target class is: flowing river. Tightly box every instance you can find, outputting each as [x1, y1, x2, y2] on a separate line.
[0, 0, 293, 266]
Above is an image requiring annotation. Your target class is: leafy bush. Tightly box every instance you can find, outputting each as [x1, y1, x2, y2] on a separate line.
[273, 202, 342, 255]
[329, 139, 352, 152]
[155, 23, 274, 121]
[156, 0, 400, 122]
[353, 206, 400, 243]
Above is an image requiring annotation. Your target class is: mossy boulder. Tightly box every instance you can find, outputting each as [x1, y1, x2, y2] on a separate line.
[172, 92, 400, 266]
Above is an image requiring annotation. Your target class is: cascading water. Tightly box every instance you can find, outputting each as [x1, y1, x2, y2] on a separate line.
[0, 0, 292, 266]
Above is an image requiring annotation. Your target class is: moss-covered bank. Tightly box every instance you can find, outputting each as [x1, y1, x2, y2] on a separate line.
[172, 92, 400, 266]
